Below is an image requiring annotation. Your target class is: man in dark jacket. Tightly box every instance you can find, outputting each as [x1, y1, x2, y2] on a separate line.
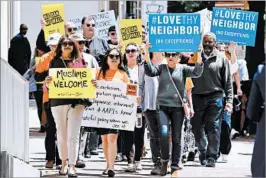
[8, 24, 31, 75]
[191, 32, 233, 168]
[247, 63, 265, 178]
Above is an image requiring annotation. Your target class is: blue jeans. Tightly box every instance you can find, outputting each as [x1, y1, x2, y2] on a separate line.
[191, 92, 224, 160]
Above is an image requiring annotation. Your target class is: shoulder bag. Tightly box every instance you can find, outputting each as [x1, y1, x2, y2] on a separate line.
[166, 66, 190, 118]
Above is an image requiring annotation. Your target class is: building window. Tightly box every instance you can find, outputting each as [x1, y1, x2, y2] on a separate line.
[109, 1, 119, 18]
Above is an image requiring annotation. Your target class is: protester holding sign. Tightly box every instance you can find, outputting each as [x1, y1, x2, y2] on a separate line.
[144, 41, 203, 176]
[139, 52, 166, 175]
[122, 42, 146, 172]
[96, 48, 129, 177]
[190, 32, 233, 168]
[44, 35, 96, 177]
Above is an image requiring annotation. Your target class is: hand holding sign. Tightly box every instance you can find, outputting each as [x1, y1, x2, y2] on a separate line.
[91, 79, 98, 88]
[144, 42, 152, 63]
[136, 96, 142, 106]
[45, 76, 53, 84]
[197, 45, 203, 65]
[41, 18, 46, 30]
[229, 41, 237, 50]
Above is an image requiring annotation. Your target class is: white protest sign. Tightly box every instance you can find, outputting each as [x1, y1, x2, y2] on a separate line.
[69, 10, 117, 40]
[81, 81, 138, 131]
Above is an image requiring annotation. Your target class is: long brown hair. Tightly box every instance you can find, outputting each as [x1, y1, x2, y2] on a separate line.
[55, 35, 80, 60]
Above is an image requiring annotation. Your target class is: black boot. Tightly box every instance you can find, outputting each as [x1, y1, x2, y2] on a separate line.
[160, 161, 168, 176]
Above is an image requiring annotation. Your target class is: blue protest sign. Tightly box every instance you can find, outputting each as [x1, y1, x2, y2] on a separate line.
[211, 8, 258, 47]
[148, 13, 201, 52]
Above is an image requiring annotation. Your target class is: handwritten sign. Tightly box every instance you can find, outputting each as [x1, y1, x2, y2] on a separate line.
[69, 10, 116, 40]
[42, 4, 65, 41]
[119, 19, 142, 52]
[48, 68, 96, 99]
[211, 8, 258, 47]
[82, 81, 138, 131]
[148, 13, 201, 52]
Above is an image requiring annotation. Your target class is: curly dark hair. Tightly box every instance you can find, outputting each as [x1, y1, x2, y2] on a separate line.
[55, 34, 80, 60]
[98, 48, 129, 79]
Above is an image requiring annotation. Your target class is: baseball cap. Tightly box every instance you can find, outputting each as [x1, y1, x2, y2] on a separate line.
[47, 33, 62, 46]
[108, 26, 116, 33]
[69, 33, 85, 41]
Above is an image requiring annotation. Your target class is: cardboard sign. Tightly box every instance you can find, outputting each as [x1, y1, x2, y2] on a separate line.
[48, 68, 96, 99]
[148, 13, 201, 52]
[42, 4, 65, 41]
[211, 8, 258, 47]
[119, 19, 142, 53]
[82, 81, 138, 131]
[69, 10, 117, 40]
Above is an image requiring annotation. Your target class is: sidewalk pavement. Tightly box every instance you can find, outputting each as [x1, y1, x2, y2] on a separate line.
[29, 100, 254, 177]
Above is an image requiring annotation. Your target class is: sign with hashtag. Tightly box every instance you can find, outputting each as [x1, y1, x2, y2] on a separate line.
[148, 13, 201, 52]
[211, 8, 258, 47]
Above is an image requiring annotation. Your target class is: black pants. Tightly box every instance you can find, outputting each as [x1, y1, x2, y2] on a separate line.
[44, 102, 61, 165]
[191, 93, 223, 160]
[158, 106, 184, 170]
[124, 117, 146, 163]
[34, 91, 43, 125]
[144, 109, 161, 163]
[117, 131, 125, 154]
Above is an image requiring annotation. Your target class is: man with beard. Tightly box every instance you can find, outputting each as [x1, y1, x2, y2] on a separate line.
[190, 32, 233, 168]
[8, 24, 31, 75]
[81, 16, 109, 66]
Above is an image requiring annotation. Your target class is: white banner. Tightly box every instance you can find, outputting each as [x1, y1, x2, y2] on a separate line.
[81, 81, 138, 131]
[69, 10, 117, 40]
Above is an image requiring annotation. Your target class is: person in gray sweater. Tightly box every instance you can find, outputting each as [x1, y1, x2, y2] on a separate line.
[143, 43, 203, 176]
[190, 32, 233, 168]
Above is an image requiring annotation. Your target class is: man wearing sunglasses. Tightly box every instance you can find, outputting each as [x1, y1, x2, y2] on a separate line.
[65, 21, 78, 35]
[190, 32, 233, 168]
[81, 16, 109, 67]
[8, 24, 31, 76]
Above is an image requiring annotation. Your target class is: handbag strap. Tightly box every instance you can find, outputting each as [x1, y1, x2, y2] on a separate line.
[166, 65, 185, 107]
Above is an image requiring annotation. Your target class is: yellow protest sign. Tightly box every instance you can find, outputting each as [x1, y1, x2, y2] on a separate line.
[49, 68, 96, 99]
[42, 4, 65, 41]
[119, 19, 142, 53]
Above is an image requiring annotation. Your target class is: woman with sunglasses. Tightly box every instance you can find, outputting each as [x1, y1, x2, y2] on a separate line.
[96, 48, 129, 177]
[144, 42, 203, 177]
[45, 35, 96, 177]
[122, 42, 146, 172]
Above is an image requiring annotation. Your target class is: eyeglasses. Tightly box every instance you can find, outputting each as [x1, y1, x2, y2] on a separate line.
[109, 54, 120, 60]
[165, 53, 178, 58]
[78, 41, 85, 45]
[68, 28, 77, 33]
[62, 41, 74, 47]
[86, 24, 95, 27]
[126, 49, 137, 54]
[110, 32, 116, 36]
[21, 28, 28, 30]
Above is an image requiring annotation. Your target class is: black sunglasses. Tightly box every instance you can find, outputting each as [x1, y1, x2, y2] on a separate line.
[126, 49, 137, 54]
[62, 41, 74, 47]
[68, 28, 77, 33]
[78, 41, 85, 45]
[109, 54, 120, 60]
[110, 32, 116, 36]
[165, 53, 179, 58]
[21, 28, 28, 30]
[86, 24, 95, 27]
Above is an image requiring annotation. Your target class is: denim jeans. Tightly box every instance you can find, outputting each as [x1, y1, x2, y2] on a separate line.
[191, 92, 224, 160]
[144, 110, 161, 163]
[158, 106, 184, 170]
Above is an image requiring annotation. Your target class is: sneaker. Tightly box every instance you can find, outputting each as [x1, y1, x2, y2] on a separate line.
[206, 157, 216, 167]
[135, 161, 142, 170]
[231, 129, 240, 139]
[125, 163, 136, 172]
[84, 152, 91, 158]
[150, 161, 161, 175]
[199, 153, 207, 166]
[90, 150, 99, 155]
[221, 154, 228, 163]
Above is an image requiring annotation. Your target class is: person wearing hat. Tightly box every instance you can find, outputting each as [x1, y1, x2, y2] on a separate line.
[69, 33, 99, 168]
[35, 32, 63, 169]
[107, 26, 119, 49]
